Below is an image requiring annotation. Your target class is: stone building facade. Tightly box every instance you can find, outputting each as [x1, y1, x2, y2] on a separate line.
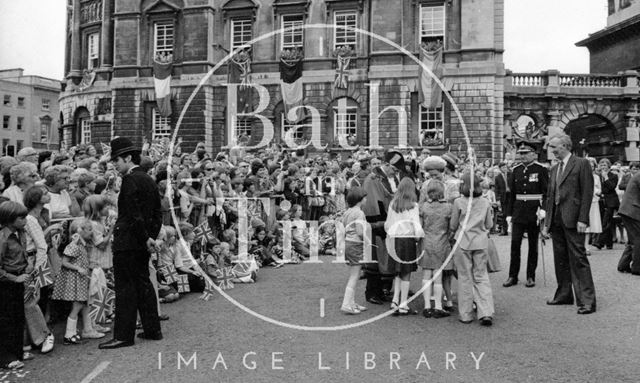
[59, 0, 505, 161]
[0, 69, 61, 155]
[577, 0, 640, 73]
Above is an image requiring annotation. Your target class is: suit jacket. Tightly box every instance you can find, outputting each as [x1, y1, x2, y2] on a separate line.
[618, 172, 640, 222]
[494, 172, 507, 202]
[113, 167, 163, 252]
[545, 155, 594, 230]
[600, 171, 620, 208]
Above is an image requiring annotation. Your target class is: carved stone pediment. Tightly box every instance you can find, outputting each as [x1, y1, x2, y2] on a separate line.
[222, 0, 258, 19]
[142, 0, 183, 15]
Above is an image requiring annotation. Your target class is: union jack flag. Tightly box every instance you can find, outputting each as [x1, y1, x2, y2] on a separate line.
[32, 262, 54, 289]
[334, 55, 350, 89]
[215, 267, 235, 290]
[90, 287, 115, 324]
[158, 264, 178, 284]
[232, 261, 253, 277]
[24, 282, 38, 303]
[176, 274, 190, 293]
[193, 221, 215, 243]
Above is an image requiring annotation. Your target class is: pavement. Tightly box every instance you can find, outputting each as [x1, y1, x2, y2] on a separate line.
[5, 236, 640, 383]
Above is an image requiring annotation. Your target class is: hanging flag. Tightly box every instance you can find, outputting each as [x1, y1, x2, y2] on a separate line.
[228, 55, 253, 114]
[158, 264, 178, 284]
[153, 56, 173, 117]
[176, 274, 191, 293]
[215, 267, 235, 290]
[32, 262, 54, 289]
[90, 287, 115, 324]
[334, 55, 350, 90]
[280, 57, 304, 123]
[418, 44, 443, 109]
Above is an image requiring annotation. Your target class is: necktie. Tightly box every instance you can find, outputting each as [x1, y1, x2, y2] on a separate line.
[555, 161, 564, 205]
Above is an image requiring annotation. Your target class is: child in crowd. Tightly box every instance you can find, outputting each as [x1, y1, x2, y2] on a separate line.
[419, 180, 452, 319]
[450, 172, 495, 326]
[318, 215, 337, 256]
[385, 178, 425, 316]
[175, 223, 205, 292]
[249, 226, 284, 267]
[0, 202, 31, 370]
[155, 226, 180, 303]
[481, 181, 499, 233]
[51, 218, 105, 344]
[340, 187, 370, 314]
[291, 204, 310, 259]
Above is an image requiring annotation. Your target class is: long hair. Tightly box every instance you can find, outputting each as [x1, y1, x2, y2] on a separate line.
[83, 195, 111, 221]
[391, 177, 417, 213]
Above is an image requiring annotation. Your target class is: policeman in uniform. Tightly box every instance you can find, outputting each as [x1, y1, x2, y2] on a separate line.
[503, 143, 549, 288]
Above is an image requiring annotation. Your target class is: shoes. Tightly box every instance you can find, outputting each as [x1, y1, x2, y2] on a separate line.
[459, 319, 473, 324]
[82, 330, 106, 339]
[443, 304, 455, 312]
[366, 296, 383, 305]
[422, 308, 433, 318]
[93, 324, 110, 333]
[64, 334, 82, 345]
[40, 333, 54, 354]
[22, 351, 35, 361]
[525, 278, 535, 288]
[480, 316, 493, 326]
[606, 246, 613, 250]
[618, 268, 632, 273]
[393, 307, 418, 316]
[593, 244, 603, 250]
[390, 301, 399, 310]
[577, 306, 596, 315]
[158, 314, 170, 321]
[98, 339, 134, 349]
[632, 271, 640, 276]
[340, 305, 361, 315]
[546, 298, 574, 305]
[3, 360, 24, 370]
[502, 277, 517, 287]
[355, 304, 367, 312]
[137, 331, 163, 340]
[432, 309, 451, 318]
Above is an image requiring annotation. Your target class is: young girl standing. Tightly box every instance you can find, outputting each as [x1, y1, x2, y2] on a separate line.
[419, 180, 453, 319]
[51, 218, 105, 344]
[83, 195, 115, 332]
[340, 187, 369, 314]
[0, 201, 31, 370]
[385, 178, 425, 316]
[450, 172, 495, 326]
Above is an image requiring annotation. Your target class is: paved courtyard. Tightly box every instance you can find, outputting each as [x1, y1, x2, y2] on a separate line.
[4, 236, 639, 383]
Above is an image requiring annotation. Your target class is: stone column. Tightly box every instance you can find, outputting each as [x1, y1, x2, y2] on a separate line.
[69, 0, 83, 79]
[101, 0, 113, 68]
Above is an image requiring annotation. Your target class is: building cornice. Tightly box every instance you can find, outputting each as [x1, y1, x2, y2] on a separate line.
[576, 13, 640, 48]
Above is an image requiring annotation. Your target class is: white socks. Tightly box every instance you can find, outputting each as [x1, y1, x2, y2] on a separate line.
[65, 317, 77, 338]
[433, 284, 444, 310]
[422, 279, 432, 309]
[399, 281, 410, 309]
[392, 277, 401, 305]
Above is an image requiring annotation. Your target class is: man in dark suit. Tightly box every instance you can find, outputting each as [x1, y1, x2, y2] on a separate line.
[594, 159, 620, 250]
[617, 170, 640, 275]
[494, 162, 510, 235]
[542, 133, 596, 314]
[99, 137, 163, 349]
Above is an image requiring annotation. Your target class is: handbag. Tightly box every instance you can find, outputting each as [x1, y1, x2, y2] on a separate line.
[486, 236, 501, 273]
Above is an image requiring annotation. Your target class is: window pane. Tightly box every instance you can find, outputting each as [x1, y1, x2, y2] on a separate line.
[282, 15, 304, 49]
[420, 5, 445, 38]
[232, 19, 253, 51]
[154, 21, 174, 57]
[334, 11, 357, 49]
[334, 104, 357, 142]
[152, 109, 172, 140]
[419, 103, 445, 147]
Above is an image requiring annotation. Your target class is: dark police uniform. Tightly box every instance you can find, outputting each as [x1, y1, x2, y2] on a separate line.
[505, 147, 548, 286]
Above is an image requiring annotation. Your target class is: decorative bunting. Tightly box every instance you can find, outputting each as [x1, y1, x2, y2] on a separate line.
[153, 53, 173, 117]
[280, 49, 305, 123]
[418, 41, 443, 109]
[176, 274, 191, 293]
[334, 55, 350, 90]
[228, 51, 253, 114]
[215, 267, 235, 290]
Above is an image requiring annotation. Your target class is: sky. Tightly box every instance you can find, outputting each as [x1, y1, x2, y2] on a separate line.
[0, 0, 608, 80]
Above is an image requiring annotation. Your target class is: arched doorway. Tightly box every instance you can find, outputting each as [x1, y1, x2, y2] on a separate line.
[564, 114, 619, 162]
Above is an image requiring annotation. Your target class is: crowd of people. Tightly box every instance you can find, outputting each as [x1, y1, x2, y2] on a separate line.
[1, 133, 638, 370]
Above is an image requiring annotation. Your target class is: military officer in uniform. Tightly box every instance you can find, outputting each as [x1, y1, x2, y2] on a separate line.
[503, 143, 549, 288]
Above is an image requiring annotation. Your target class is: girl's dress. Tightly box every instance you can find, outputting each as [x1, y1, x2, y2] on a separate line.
[587, 173, 602, 234]
[90, 220, 112, 269]
[384, 202, 425, 274]
[52, 238, 89, 302]
[419, 200, 453, 270]
[342, 206, 367, 266]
